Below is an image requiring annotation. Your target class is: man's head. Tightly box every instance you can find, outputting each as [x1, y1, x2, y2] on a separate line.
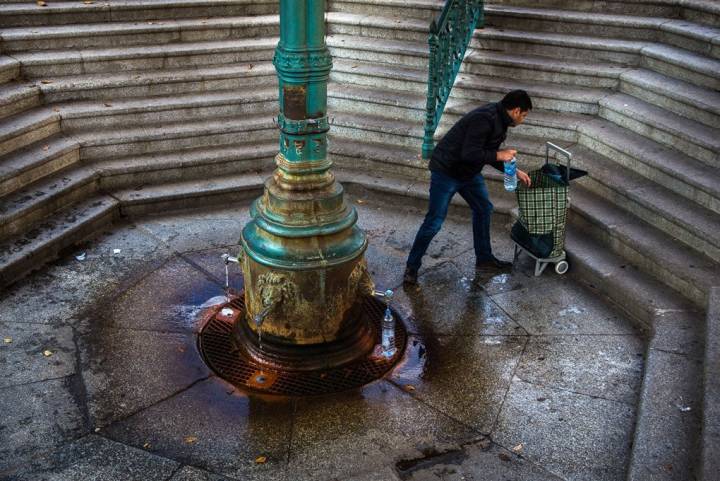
[500, 90, 532, 126]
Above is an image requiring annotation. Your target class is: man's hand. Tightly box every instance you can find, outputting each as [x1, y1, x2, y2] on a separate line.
[497, 149, 517, 162]
[517, 169, 531, 187]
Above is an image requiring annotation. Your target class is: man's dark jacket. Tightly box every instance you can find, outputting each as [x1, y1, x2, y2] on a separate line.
[428, 102, 512, 181]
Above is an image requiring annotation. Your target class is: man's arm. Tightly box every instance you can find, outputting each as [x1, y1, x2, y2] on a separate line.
[460, 116, 516, 173]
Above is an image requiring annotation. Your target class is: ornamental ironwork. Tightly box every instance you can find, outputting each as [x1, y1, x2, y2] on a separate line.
[422, 0, 484, 159]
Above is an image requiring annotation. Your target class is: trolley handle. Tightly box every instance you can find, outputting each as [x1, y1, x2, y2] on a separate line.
[545, 142, 573, 183]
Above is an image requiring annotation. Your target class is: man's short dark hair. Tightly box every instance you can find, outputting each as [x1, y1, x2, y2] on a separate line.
[500, 90, 533, 111]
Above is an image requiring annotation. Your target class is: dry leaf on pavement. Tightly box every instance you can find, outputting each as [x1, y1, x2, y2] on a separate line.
[255, 455, 268, 464]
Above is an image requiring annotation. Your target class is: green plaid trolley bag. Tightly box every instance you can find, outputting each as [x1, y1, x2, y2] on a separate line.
[511, 142, 573, 276]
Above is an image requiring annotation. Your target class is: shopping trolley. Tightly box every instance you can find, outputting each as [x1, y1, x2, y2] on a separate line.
[511, 142, 586, 276]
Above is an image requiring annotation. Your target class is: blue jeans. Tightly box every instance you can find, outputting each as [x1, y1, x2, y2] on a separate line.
[406, 170, 494, 272]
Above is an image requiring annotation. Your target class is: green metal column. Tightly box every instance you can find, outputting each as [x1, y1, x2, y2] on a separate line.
[238, 0, 373, 370]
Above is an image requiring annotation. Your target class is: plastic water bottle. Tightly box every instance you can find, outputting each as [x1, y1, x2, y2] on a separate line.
[381, 308, 397, 358]
[504, 156, 517, 192]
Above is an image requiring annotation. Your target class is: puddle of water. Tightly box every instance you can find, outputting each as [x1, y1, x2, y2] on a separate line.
[559, 306, 583, 316]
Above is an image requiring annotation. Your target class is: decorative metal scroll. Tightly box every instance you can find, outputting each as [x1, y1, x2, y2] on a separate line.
[422, 0, 484, 159]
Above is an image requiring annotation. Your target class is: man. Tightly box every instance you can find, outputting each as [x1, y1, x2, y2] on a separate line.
[404, 90, 533, 285]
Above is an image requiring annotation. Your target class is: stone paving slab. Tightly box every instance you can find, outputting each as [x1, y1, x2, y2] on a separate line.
[79, 327, 210, 428]
[0, 219, 171, 329]
[104, 378, 291, 481]
[396, 262, 527, 337]
[0, 199, 647, 481]
[0, 378, 87, 474]
[0, 321, 75, 388]
[491, 279, 637, 336]
[106, 256, 226, 333]
[288, 381, 476, 481]
[515, 334, 645, 404]
[493, 377, 636, 481]
[12, 435, 180, 481]
[135, 206, 252, 253]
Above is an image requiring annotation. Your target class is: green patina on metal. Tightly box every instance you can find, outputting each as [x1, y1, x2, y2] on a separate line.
[422, 0, 484, 159]
[234, 1, 378, 364]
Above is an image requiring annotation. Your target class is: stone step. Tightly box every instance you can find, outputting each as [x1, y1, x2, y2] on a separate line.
[327, 34, 428, 70]
[0, 108, 61, 158]
[570, 185, 717, 308]
[114, 169, 266, 217]
[0, 82, 41, 121]
[0, 134, 80, 198]
[56, 87, 278, 130]
[328, 33, 628, 89]
[683, 0, 720, 28]
[0, 0, 279, 27]
[96, 141, 277, 191]
[485, 5, 720, 59]
[73, 113, 276, 161]
[485, 5, 668, 41]
[326, 12, 428, 43]
[472, 27, 646, 66]
[332, 110, 422, 149]
[13, 37, 277, 77]
[0, 194, 118, 288]
[599, 93, 720, 169]
[578, 119, 720, 215]
[36, 61, 276, 102]
[486, 0, 720, 27]
[619, 69, 720, 130]
[564, 228, 702, 481]
[485, 0, 683, 18]
[473, 28, 720, 90]
[328, 135, 427, 180]
[328, 0, 443, 21]
[331, 58, 610, 115]
[701, 288, 720, 481]
[0, 15, 279, 52]
[640, 43, 720, 90]
[461, 50, 628, 89]
[0, 57, 20, 84]
[566, 142, 720, 265]
[0, 165, 98, 243]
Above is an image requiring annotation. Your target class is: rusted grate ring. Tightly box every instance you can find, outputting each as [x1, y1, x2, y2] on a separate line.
[197, 294, 407, 396]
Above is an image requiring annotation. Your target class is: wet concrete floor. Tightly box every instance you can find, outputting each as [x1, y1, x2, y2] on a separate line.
[0, 191, 645, 481]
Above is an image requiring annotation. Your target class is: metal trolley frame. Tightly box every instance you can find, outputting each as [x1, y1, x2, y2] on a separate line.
[512, 142, 573, 277]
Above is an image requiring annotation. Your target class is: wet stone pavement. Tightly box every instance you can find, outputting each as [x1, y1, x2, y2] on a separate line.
[0, 192, 645, 481]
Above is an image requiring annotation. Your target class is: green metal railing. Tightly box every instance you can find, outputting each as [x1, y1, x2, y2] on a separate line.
[422, 0, 484, 159]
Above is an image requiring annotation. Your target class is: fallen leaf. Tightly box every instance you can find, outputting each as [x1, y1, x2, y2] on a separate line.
[255, 455, 267, 464]
[511, 443, 523, 454]
[183, 436, 198, 445]
[36, 0, 47, 6]
[94, 427, 100, 432]
[40, 80, 53, 84]
[84, 0, 94, 3]
[356, 199, 365, 204]
[498, 452, 511, 462]
[3, 337, 12, 344]
[42, 145, 49, 151]
[177, 346, 186, 353]
[403, 384, 415, 392]
[143, 442, 152, 449]
[248, 64, 254, 70]
[103, 102, 112, 107]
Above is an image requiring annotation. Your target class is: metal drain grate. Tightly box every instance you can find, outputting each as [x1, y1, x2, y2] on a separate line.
[198, 295, 407, 396]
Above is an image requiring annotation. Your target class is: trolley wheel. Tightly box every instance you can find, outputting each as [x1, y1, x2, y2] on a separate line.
[555, 261, 569, 275]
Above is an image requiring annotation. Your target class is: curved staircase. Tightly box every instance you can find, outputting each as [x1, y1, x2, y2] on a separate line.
[0, 1, 718, 479]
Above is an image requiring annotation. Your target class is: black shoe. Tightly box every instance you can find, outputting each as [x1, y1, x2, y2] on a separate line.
[403, 267, 418, 285]
[475, 256, 513, 271]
